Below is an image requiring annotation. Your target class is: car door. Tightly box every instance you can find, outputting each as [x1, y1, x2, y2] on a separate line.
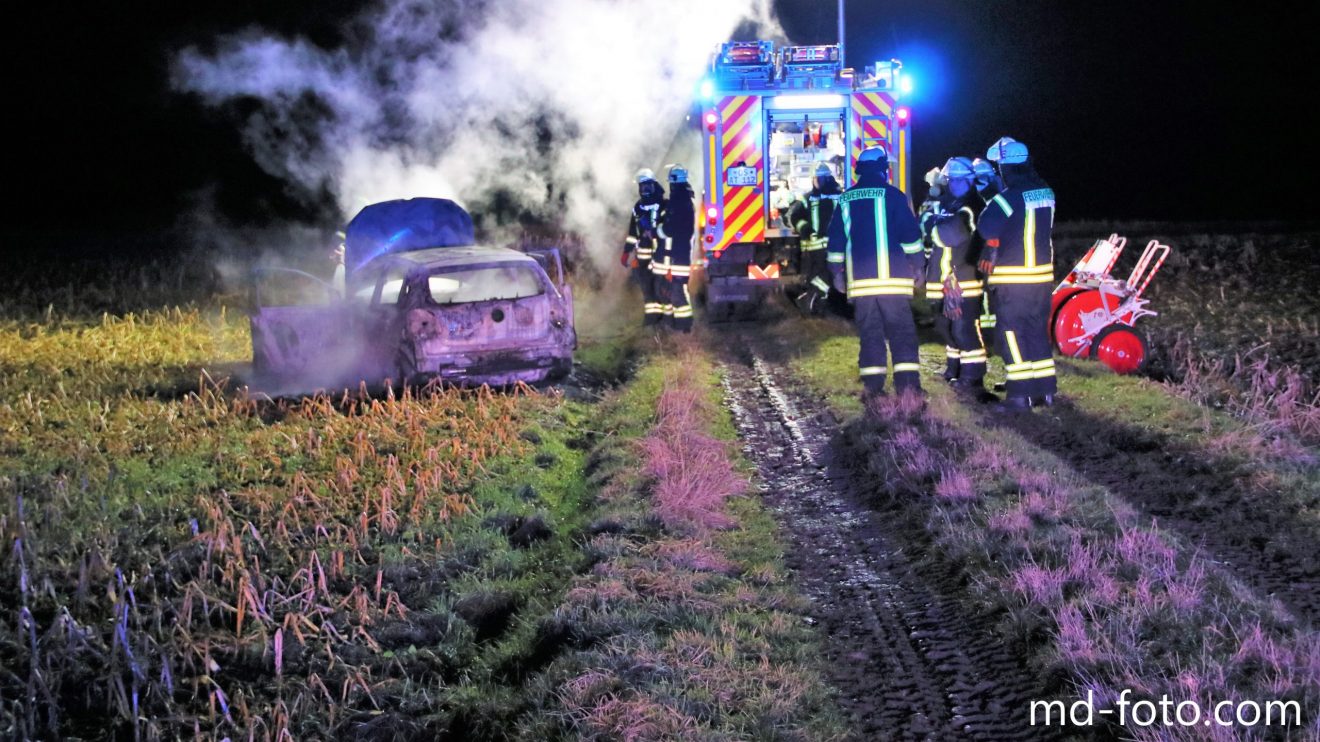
[250, 268, 356, 383]
[358, 261, 412, 383]
[524, 247, 574, 332]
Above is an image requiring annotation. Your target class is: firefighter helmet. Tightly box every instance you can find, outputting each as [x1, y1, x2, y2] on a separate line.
[971, 158, 995, 181]
[986, 136, 1017, 160]
[857, 146, 888, 165]
[938, 156, 975, 184]
[815, 163, 833, 178]
[635, 168, 657, 184]
[667, 164, 689, 184]
[986, 138, 1028, 164]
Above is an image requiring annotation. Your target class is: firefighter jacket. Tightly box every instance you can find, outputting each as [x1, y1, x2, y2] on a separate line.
[625, 194, 665, 263]
[976, 171, 1056, 286]
[653, 183, 695, 280]
[923, 200, 984, 300]
[825, 169, 923, 298]
[917, 197, 940, 257]
[786, 177, 842, 251]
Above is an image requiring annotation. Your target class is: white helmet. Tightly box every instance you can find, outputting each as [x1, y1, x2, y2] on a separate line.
[971, 158, 995, 180]
[857, 146, 888, 165]
[636, 168, 657, 184]
[986, 137, 1028, 165]
[938, 156, 975, 184]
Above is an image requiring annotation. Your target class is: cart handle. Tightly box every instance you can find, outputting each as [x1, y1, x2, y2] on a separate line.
[1070, 233, 1126, 280]
[1127, 240, 1170, 299]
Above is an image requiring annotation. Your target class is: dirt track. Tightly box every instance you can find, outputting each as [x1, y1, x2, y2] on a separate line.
[721, 348, 1056, 740]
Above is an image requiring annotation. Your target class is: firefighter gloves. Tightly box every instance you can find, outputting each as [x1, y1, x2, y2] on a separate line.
[978, 244, 999, 276]
[943, 274, 964, 320]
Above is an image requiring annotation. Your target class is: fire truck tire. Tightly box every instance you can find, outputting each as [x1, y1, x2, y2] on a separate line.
[704, 301, 737, 324]
[1090, 324, 1146, 375]
[1051, 288, 1103, 357]
[693, 280, 709, 307]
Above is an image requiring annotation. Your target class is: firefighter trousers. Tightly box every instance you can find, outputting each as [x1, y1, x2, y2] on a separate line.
[633, 262, 663, 325]
[854, 295, 921, 394]
[980, 292, 1002, 360]
[930, 300, 959, 379]
[665, 278, 693, 332]
[800, 249, 832, 302]
[928, 297, 986, 384]
[990, 283, 1056, 400]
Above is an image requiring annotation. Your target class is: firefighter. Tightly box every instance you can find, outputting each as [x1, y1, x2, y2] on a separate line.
[977, 139, 1057, 410]
[971, 155, 1004, 352]
[623, 168, 666, 326]
[786, 162, 843, 314]
[918, 164, 954, 376]
[971, 157, 1002, 202]
[924, 157, 988, 390]
[655, 164, 696, 332]
[917, 166, 943, 242]
[826, 146, 925, 397]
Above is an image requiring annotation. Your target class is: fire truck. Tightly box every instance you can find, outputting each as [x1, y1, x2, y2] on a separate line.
[694, 41, 912, 319]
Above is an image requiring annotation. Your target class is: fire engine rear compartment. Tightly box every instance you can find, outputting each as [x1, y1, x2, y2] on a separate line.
[697, 43, 910, 320]
[767, 112, 847, 228]
[702, 106, 850, 320]
[766, 110, 848, 269]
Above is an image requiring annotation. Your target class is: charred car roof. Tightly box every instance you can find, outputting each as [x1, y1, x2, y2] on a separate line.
[369, 245, 538, 271]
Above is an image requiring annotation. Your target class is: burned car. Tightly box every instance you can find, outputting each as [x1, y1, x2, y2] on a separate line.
[251, 198, 576, 388]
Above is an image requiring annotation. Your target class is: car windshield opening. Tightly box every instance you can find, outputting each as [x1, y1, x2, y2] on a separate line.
[427, 264, 545, 305]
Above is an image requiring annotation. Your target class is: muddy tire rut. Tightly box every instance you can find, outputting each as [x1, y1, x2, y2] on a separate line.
[984, 398, 1320, 626]
[721, 351, 1055, 741]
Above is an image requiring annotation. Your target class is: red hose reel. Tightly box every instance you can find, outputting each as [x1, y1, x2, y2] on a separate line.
[1049, 234, 1171, 374]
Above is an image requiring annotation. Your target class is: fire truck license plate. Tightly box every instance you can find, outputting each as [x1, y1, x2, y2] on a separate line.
[725, 166, 757, 186]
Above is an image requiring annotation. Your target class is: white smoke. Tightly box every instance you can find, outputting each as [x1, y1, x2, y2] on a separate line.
[173, 0, 783, 270]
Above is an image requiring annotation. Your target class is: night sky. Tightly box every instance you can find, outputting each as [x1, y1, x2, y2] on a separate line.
[9, 1, 1317, 254]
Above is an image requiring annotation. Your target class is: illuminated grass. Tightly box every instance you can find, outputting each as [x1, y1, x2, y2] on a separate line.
[775, 317, 1320, 738]
[0, 297, 608, 738]
[536, 341, 848, 741]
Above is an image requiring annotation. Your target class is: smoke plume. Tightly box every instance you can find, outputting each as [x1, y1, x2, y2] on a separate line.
[173, 0, 782, 270]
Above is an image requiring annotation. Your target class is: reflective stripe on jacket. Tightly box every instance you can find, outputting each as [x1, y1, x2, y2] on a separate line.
[826, 174, 923, 298]
[977, 177, 1055, 286]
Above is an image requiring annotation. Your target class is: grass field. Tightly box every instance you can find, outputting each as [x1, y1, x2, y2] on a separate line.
[2, 223, 1318, 739]
[0, 257, 845, 739]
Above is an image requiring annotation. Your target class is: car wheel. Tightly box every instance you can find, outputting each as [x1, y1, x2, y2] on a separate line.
[547, 358, 572, 382]
[395, 348, 419, 390]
